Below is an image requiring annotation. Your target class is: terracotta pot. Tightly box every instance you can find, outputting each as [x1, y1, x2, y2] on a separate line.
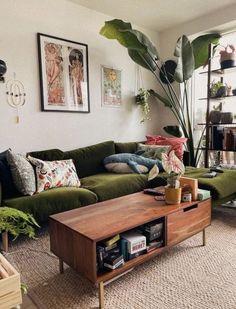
[165, 187, 182, 204]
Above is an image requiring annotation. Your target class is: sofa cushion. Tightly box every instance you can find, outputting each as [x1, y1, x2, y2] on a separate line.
[184, 167, 236, 200]
[28, 149, 64, 161]
[6, 150, 36, 196]
[0, 150, 20, 199]
[81, 172, 148, 201]
[63, 141, 115, 178]
[3, 187, 98, 223]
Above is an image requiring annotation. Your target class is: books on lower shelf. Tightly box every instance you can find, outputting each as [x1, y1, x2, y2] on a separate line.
[96, 219, 164, 273]
[209, 126, 236, 151]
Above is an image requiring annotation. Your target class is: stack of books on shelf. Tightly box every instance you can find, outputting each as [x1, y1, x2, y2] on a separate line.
[96, 220, 164, 272]
[97, 234, 124, 271]
[209, 126, 236, 151]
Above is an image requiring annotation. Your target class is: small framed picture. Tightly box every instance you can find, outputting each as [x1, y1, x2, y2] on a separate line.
[101, 66, 122, 107]
[37, 33, 90, 113]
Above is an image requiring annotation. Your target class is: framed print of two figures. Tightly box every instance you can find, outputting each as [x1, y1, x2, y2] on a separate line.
[37, 33, 90, 113]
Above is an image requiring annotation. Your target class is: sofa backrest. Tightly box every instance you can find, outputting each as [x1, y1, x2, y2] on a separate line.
[28, 149, 64, 161]
[115, 142, 140, 154]
[63, 141, 115, 178]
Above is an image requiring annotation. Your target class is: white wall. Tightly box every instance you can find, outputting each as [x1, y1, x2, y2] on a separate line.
[156, 3, 236, 134]
[0, 0, 160, 153]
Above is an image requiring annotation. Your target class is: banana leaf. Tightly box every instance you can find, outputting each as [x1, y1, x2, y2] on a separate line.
[174, 35, 194, 83]
[163, 125, 182, 137]
[192, 33, 221, 69]
[100, 19, 159, 71]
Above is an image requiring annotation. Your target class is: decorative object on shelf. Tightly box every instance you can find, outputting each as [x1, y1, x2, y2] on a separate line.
[210, 79, 226, 98]
[159, 60, 177, 84]
[221, 112, 233, 124]
[226, 83, 232, 96]
[135, 88, 151, 122]
[209, 102, 222, 124]
[101, 65, 121, 108]
[6, 73, 26, 123]
[161, 150, 185, 204]
[219, 44, 235, 69]
[209, 110, 221, 124]
[0, 59, 7, 83]
[37, 33, 90, 113]
[100, 19, 221, 167]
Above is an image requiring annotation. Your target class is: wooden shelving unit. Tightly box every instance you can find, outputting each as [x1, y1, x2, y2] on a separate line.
[198, 45, 236, 167]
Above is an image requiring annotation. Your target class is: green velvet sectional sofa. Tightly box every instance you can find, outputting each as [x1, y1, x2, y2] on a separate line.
[1, 141, 236, 223]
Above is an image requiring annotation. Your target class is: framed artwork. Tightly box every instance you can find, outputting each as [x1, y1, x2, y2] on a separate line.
[37, 33, 90, 113]
[101, 66, 122, 107]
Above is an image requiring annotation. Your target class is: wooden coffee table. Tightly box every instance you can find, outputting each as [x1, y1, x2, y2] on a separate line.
[49, 190, 211, 308]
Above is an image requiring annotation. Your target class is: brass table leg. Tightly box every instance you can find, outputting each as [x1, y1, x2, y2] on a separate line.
[2, 231, 8, 252]
[59, 258, 64, 274]
[202, 228, 206, 246]
[99, 281, 105, 309]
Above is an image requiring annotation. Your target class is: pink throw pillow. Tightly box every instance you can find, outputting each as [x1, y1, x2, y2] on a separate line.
[146, 135, 187, 160]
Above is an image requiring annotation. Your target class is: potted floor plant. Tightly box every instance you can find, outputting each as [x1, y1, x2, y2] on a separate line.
[0, 207, 39, 252]
[100, 19, 221, 166]
[162, 150, 185, 204]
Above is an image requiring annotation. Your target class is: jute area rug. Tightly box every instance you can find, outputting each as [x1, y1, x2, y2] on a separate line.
[5, 207, 236, 309]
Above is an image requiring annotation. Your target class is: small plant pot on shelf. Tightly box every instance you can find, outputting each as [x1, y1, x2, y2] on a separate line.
[220, 45, 236, 69]
[165, 187, 182, 205]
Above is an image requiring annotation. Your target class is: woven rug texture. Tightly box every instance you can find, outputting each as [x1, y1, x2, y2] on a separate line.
[5, 206, 236, 309]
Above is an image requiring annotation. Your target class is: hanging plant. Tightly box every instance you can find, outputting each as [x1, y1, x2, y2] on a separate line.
[135, 88, 151, 122]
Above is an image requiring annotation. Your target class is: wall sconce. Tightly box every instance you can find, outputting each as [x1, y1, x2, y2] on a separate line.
[0, 60, 7, 83]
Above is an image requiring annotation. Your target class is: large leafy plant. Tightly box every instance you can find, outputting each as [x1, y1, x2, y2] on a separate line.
[100, 19, 220, 166]
[0, 207, 39, 239]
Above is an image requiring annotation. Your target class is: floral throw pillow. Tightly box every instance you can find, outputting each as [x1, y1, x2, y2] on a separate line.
[28, 156, 80, 193]
[136, 143, 171, 160]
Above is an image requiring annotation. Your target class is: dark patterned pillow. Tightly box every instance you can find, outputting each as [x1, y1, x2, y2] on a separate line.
[0, 150, 20, 199]
[6, 150, 36, 196]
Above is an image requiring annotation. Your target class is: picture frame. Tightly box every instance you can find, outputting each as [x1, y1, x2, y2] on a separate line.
[101, 66, 122, 107]
[37, 33, 90, 113]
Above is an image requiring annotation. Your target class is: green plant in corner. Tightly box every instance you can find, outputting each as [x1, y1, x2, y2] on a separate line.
[100, 19, 221, 166]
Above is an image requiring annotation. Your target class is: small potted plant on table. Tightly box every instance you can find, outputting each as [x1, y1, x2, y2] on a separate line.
[162, 150, 185, 204]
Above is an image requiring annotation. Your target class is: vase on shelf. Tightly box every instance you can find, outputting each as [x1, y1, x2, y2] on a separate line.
[209, 110, 221, 124]
[220, 44, 236, 69]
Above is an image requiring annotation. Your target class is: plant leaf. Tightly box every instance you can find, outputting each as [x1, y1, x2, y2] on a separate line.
[149, 89, 172, 107]
[100, 19, 159, 71]
[192, 33, 221, 69]
[100, 19, 145, 51]
[163, 125, 182, 137]
[174, 35, 194, 83]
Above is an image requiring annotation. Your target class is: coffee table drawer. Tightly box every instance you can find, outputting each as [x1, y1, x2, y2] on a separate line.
[167, 199, 211, 246]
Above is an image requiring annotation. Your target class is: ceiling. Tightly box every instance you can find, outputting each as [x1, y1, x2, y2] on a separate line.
[70, 0, 236, 32]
